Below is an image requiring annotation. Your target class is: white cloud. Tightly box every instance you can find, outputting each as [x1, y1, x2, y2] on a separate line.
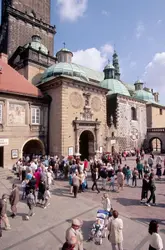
[101, 10, 110, 16]
[136, 22, 145, 39]
[56, 0, 88, 22]
[143, 52, 165, 93]
[157, 19, 162, 25]
[72, 44, 114, 71]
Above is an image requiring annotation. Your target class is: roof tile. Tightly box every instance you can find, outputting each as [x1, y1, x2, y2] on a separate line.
[0, 58, 43, 98]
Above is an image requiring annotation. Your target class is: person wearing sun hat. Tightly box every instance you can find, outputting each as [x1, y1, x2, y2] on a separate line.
[64, 218, 84, 250]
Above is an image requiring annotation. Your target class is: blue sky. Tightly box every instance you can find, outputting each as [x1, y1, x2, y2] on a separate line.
[1, 0, 165, 99]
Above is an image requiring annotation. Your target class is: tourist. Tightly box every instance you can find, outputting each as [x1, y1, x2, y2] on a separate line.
[69, 172, 73, 194]
[79, 170, 85, 192]
[156, 155, 162, 165]
[108, 210, 123, 250]
[109, 171, 115, 191]
[148, 220, 163, 250]
[91, 168, 100, 193]
[132, 168, 138, 187]
[156, 163, 162, 180]
[137, 161, 143, 179]
[100, 165, 108, 190]
[9, 184, 19, 218]
[37, 180, 46, 205]
[117, 169, 124, 192]
[122, 165, 127, 179]
[0, 194, 11, 230]
[47, 168, 52, 188]
[43, 186, 51, 209]
[145, 175, 156, 207]
[72, 171, 81, 198]
[64, 218, 84, 250]
[21, 179, 27, 200]
[26, 189, 35, 217]
[148, 156, 154, 169]
[102, 193, 112, 216]
[125, 166, 132, 186]
[141, 174, 149, 203]
[144, 161, 150, 175]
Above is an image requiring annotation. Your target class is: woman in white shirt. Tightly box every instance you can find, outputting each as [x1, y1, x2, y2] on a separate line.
[148, 220, 163, 250]
[102, 193, 112, 216]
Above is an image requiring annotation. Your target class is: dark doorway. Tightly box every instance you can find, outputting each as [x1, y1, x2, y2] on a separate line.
[0, 147, 4, 167]
[23, 139, 45, 156]
[79, 130, 94, 160]
[150, 138, 162, 153]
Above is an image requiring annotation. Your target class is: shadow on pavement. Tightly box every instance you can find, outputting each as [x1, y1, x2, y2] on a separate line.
[114, 197, 140, 206]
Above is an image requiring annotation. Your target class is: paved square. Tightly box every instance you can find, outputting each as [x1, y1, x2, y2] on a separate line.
[0, 156, 165, 250]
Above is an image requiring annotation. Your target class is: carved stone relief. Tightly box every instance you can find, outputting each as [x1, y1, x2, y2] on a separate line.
[70, 92, 83, 109]
[8, 103, 26, 125]
[91, 96, 101, 112]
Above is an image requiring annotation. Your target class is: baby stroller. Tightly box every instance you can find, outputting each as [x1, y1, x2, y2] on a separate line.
[88, 210, 109, 245]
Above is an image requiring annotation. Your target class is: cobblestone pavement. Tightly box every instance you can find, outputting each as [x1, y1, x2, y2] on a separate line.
[0, 156, 165, 250]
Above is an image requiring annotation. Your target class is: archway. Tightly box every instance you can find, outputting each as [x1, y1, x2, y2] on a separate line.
[22, 138, 45, 157]
[150, 138, 162, 153]
[79, 130, 94, 160]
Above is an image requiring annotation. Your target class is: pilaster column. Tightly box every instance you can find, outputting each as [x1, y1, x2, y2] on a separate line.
[75, 123, 79, 154]
[95, 124, 99, 151]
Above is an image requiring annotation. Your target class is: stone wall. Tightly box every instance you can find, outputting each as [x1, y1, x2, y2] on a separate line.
[116, 96, 147, 150]
[0, 95, 48, 168]
[12, 0, 51, 23]
[8, 15, 54, 57]
[60, 81, 107, 156]
[147, 104, 165, 128]
[44, 79, 108, 157]
[46, 85, 62, 156]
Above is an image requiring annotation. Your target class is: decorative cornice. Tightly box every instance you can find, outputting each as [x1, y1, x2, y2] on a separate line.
[39, 75, 109, 94]
[7, 6, 56, 34]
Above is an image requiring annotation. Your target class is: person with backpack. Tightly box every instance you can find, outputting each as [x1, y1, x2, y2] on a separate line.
[26, 189, 35, 218]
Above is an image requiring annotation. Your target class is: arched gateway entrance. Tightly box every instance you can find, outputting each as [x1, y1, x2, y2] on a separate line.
[79, 130, 94, 160]
[22, 138, 45, 156]
[150, 138, 162, 153]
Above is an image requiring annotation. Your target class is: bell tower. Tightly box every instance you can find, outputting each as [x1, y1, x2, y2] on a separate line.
[0, 0, 56, 58]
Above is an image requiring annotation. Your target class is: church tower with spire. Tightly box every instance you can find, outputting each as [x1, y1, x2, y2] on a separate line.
[112, 50, 121, 80]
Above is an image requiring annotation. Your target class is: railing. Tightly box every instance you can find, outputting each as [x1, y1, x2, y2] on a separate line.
[147, 128, 165, 133]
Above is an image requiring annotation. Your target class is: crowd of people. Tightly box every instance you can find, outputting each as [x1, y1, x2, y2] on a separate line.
[0, 152, 164, 249]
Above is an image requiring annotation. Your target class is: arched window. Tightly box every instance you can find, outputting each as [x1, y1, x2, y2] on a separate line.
[131, 107, 137, 120]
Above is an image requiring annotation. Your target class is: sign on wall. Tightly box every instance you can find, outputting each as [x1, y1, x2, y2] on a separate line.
[11, 149, 19, 159]
[68, 147, 74, 156]
[0, 138, 9, 146]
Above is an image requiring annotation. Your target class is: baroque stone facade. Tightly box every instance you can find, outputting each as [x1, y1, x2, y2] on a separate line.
[116, 96, 147, 150]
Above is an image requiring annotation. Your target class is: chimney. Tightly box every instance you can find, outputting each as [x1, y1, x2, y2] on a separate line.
[0, 53, 8, 64]
[153, 92, 159, 103]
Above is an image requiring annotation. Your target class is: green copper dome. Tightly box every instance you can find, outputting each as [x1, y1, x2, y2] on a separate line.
[104, 63, 115, 70]
[101, 78, 130, 96]
[56, 48, 73, 55]
[133, 89, 155, 102]
[41, 62, 89, 82]
[24, 35, 48, 55]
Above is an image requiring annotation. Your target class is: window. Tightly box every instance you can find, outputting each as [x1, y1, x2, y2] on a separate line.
[160, 109, 163, 115]
[131, 107, 137, 120]
[112, 132, 115, 137]
[31, 107, 40, 125]
[0, 104, 2, 124]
